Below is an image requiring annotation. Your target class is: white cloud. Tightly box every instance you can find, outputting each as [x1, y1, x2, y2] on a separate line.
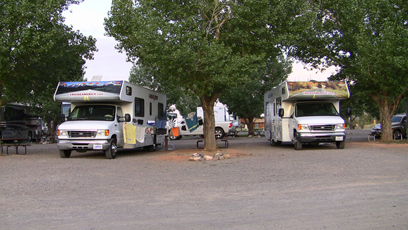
[288, 61, 338, 82]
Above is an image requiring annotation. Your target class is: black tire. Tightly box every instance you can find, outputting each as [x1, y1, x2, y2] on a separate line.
[28, 131, 33, 142]
[105, 138, 117, 159]
[169, 134, 182, 140]
[59, 150, 71, 158]
[295, 141, 302, 150]
[144, 145, 156, 152]
[294, 133, 302, 150]
[270, 139, 276, 146]
[393, 130, 402, 140]
[215, 127, 225, 139]
[336, 141, 345, 149]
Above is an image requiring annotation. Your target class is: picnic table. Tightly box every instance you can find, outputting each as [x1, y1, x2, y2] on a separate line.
[1, 138, 31, 155]
[196, 139, 229, 149]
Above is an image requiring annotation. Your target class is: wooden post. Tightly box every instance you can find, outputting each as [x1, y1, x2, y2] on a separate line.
[165, 135, 168, 151]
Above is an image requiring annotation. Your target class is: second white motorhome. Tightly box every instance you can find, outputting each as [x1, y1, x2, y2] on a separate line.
[54, 81, 167, 159]
[264, 81, 350, 150]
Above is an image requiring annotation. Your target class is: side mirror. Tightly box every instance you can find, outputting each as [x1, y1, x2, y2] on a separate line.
[278, 108, 284, 118]
[125, 114, 131, 122]
[118, 116, 125, 122]
[61, 114, 66, 122]
[198, 119, 203, 125]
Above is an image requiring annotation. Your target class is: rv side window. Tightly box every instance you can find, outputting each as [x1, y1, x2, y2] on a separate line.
[265, 103, 269, 116]
[275, 97, 281, 116]
[158, 103, 165, 120]
[150, 102, 152, 116]
[117, 107, 123, 118]
[134, 98, 145, 117]
[272, 103, 275, 116]
[126, 86, 132, 96]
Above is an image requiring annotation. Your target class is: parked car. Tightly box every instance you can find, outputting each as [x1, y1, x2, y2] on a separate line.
[370, 114, 407, 139]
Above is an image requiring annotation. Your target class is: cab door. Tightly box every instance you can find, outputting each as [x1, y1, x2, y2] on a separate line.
[116, 107, 125, 146]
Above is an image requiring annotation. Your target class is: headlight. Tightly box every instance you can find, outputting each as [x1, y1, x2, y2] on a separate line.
[298, 124, 309, 130]
[58, 130, 68, 137]
[96, 129, 109, 136]
[335, 124, 345, 130]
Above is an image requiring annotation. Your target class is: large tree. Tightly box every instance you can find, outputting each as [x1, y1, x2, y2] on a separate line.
[290, 0, 408, 142]
[0, 0, 97, 138]
[105, 0, 307, 150]
[0, 0, 97, 104]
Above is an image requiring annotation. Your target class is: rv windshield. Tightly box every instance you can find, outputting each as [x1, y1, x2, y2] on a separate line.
[68, 105, 115, 121]
[295, 102, 339, 117]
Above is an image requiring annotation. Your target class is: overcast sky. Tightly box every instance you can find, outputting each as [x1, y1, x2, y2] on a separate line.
[63, 0, 336, 82]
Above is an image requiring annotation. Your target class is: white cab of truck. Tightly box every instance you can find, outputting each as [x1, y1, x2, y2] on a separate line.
[54, 81, 167, 159]
[167, 106, 232, 140]
[264, 81, 350, 150]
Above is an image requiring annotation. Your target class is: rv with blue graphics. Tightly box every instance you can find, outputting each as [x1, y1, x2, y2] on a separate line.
[264, 81, 350, 150]
[54, 81, 167, 159]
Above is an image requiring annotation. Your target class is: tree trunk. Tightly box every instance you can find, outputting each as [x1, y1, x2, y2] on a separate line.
[246, 117, 255, 135]
[201, 93, 219, 151]
[379, 106, 393, 142]
[372, 93, 403, 142]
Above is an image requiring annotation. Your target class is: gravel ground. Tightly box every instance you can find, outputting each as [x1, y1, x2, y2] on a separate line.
[1, 129, 407, 230]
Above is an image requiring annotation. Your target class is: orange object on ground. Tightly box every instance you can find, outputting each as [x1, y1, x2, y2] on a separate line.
[171, 127, 179, 137]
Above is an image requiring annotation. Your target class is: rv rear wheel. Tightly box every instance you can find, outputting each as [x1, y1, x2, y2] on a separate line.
[105, 138, 117, 159]
[215, 127, 225, 139]
[59, 150, 71, 158]
[169, 134, 182, 140]
[144, 145, 156, 152]
[270, 139, 276, 146]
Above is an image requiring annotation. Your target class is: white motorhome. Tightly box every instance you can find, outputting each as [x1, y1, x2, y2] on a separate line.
[167, 106, 232, 140]
[264, 81, 350, 150]
[54, 81, 167, 159]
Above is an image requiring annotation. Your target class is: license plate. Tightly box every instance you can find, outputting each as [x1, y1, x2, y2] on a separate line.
[93, 144, 103, 150]
[335, 136, 343, 141]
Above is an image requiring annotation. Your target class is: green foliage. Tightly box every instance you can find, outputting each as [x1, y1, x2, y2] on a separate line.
[219, 55, 291, 122]
[0, 0, 97, 133]
[128, 63, 200, 114]
[105, 0, 306, 97]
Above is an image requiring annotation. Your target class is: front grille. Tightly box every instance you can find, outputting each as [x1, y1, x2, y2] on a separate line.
[68, 131, 96, 138]
[315, 136, 333, 141]
[72, 143, 92, 149]
[310, 125, 335, 131]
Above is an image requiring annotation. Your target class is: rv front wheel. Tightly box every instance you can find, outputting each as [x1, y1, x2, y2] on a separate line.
[105, 138, 117, 159]
[336, 141, 345, 149]
[59, 150, 71, 158]
[294, 133, 302, 150]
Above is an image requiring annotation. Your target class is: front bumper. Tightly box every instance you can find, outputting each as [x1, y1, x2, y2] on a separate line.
[297, 132, 346, 143]
[57, 139, 110, 151]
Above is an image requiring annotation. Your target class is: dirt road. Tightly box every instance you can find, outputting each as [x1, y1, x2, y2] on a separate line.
[1, 130, 407, 229]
